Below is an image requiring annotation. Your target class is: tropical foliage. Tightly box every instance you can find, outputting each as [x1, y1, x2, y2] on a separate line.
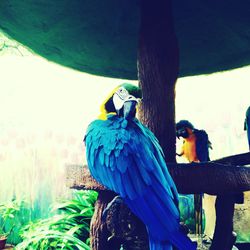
[0, 199, 20, 239]
[15, 190, 97, 250]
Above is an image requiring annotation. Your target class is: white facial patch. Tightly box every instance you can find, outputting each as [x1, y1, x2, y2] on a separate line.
[116, 87, 129, 99]
[113, 87, 129, 111]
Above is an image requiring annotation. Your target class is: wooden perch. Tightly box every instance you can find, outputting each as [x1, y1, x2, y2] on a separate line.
[66, 164, 106, 191]
[212, 151, 250, 165]
[168, 162, 250, 195]
[66, 152, 250, 195]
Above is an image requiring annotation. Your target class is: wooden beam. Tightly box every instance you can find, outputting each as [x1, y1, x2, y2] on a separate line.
[66, 152, 250, 195]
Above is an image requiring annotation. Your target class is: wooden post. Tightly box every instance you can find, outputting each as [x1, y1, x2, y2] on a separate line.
[138, 0, 179, 162]
[90, 0, 180, 248]
[210, 195, 235, 250]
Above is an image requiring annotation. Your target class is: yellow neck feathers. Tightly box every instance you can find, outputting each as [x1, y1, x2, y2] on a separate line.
[98, 86, 119, 120]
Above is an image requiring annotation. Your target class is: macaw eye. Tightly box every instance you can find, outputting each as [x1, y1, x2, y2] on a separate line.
[116, 87, 129, 99]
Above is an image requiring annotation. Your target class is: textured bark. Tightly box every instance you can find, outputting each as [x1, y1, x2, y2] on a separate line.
[213, 152, 250, 166]
[137, 0, 179, 162]
[167, 161, 250, 195]
[66, 164, 106, 192]
[105, 197, 149, 250]
[89, 191, 118, 250]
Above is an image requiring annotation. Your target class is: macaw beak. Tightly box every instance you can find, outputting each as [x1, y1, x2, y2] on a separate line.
[176, 128, 189, 139]
[123, 95, 138, 119]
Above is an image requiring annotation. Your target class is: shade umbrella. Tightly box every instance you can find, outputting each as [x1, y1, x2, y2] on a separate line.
[0, 0, 250, 79]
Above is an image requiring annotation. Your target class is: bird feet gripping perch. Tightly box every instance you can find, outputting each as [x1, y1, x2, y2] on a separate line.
[102, 195, 123, 222]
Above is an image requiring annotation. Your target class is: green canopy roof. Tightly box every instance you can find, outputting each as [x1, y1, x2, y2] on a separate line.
[0, 0, 250, 79]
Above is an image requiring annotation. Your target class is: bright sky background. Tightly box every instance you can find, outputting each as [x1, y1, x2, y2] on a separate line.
[0, 55, 120, 131]
[0, 52, 249, 162]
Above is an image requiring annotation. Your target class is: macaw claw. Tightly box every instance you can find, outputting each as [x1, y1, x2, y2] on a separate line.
[102, 195, 123, 221]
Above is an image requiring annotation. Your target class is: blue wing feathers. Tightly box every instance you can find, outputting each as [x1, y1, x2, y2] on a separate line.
[116, 153, 129, 173]
[98, 147, 105, 165]
[109, 153, 115, 171]
[151, 179, 179, 218]
[85, 117, 178, 204]
[127, 157, 147, 196]
[104, 153, 110, 167]
[133, 151, 154, 171]
[136, 158, 152, 185]
[121, 167, 138, 200]
[113, 170, 127, 197]
[85, 116, 195, 249]
[145, 190, 178, 232]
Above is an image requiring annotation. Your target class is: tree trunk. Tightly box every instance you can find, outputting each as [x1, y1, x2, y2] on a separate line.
[90, 191, 119, 250]
[138, 0, 179, 162]
[210, 195, 235, 250]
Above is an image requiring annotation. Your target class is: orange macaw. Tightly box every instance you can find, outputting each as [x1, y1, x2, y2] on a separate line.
[176, 120, 211, 237]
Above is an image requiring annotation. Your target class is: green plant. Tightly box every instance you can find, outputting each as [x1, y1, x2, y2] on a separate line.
[0, 199, 20, 239]
[16, 190, 97, 250]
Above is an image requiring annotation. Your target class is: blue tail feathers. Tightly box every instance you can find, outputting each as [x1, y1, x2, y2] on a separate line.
[149, 239, 173, 250]
[149, 233, 197, 250]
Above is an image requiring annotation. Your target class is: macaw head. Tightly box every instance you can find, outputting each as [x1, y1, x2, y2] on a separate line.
[176, 120, 194, 139]
[100, 83, 142, 119]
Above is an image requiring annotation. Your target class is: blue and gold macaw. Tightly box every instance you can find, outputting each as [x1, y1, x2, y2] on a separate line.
[176, 120, 212, 237]
[244, 106, 250, 150]
[84, 83, 196, 250]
